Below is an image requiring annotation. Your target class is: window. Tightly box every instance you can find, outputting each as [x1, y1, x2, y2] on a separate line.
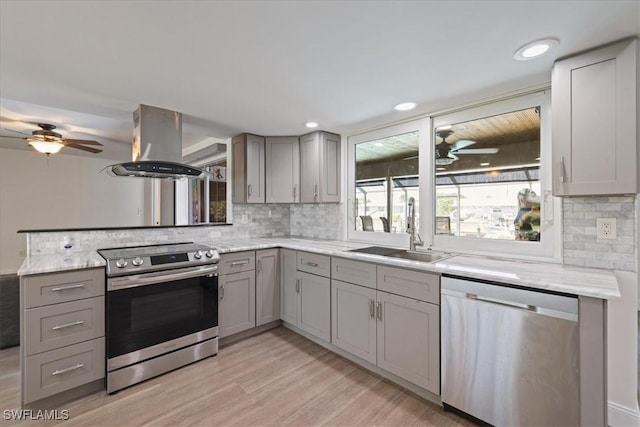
[430, 92, 559, 259]
[347, 91, 560, 260]
[347, 119, 430, 246]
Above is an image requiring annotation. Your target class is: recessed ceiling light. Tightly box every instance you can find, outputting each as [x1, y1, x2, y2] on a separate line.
[514, 38, 559, 61]
[480, 162, 491, 166]
[394, 102, 417, 111]
[374, 142, 383, 147]
[305, 122, 318, 128]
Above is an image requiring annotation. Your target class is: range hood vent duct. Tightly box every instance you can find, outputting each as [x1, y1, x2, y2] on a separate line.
[108, 105, 206, 179]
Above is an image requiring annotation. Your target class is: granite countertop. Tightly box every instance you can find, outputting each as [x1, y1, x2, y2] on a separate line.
[17, 237, 620, 300]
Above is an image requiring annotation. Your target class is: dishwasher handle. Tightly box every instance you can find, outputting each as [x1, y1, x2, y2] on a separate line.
[466, 293, 537, 312]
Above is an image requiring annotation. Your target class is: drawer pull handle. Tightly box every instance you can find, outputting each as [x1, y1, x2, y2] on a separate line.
[51, 284, 85, 292]
[369, 299, 375, 319]
[51, 320, 85, 331]
[304, 261, 319, 267]
[220, 285, 225, 300]
[295, 279, 300, 293]
[230, 260, 249, 266]
[376, 302, 383, 321]
[51, 363, 84, 376]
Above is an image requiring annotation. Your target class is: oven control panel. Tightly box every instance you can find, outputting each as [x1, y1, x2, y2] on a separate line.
[101, 245, 220, 277]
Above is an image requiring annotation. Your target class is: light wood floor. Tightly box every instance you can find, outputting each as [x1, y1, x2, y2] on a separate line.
[0, 327, 473, 426]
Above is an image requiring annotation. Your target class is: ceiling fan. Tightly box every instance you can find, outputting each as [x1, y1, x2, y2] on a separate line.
[435, 129, 498, 165]
[1, 122, 103, 156]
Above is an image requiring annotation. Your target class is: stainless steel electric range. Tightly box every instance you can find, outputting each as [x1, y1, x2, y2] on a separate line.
[98, 242, 220, 393]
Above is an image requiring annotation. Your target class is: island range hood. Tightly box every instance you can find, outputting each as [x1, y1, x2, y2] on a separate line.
[108, 104, 206, 179]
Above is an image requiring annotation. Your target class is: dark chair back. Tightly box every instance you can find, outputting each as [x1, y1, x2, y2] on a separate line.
[380, 217, 390, 232]
[359, 215, 374, 231]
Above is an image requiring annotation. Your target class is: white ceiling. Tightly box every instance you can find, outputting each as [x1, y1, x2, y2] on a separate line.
[1, 1, 638, 160]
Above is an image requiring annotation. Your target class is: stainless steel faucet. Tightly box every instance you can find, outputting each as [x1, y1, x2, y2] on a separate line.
[407, 197, 424, 251]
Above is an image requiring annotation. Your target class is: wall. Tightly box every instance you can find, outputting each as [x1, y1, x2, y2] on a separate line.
[25, 204, 290, 255]
[0, 148, 145, 274]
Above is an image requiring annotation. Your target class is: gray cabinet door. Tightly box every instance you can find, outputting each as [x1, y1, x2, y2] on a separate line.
[376, 290, 440, 394]
[279, 249, 298, 324]
[331, 280, 377, 364]
[219, 270, 256, 338]
[552, 39, 637, 196]
[299, 131, 341, 203]
[256, 249, 280, 326]
[297, 271, 331, 342]
[232, 134, 265, 203]
[299, 132, 320, 203]
[320, 132, 340, 202]
[266, 136, 300, 203]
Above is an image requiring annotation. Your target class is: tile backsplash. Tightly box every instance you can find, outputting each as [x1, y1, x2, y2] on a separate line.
[562, 195, 636, 271]
[289, 203, 344, 240]
[24, 196, 637, 273]
[27, 204, 290, 255]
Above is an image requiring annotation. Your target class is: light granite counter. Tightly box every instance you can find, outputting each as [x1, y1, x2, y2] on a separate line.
[17, 251, 106, 276]
[17, 237, 620, 300]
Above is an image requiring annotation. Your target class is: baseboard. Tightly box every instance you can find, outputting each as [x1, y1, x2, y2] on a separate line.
[608, 401, 640, 426]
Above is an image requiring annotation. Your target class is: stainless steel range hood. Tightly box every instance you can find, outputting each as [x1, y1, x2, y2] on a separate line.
[108, 105, 205, 179]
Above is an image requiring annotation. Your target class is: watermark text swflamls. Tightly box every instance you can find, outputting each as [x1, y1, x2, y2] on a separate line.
[3, 409, 69, 421]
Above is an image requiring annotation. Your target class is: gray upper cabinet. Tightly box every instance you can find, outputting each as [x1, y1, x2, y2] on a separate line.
[232, 133, 265, 203]
[552, 38, 637, 196]
[299, 131, 341, 203]
[265, 136, 300, 203]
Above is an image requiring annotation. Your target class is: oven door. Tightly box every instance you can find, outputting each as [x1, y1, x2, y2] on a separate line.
[107, 265, 218, 366]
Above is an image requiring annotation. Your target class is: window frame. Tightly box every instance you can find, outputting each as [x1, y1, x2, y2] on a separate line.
[427, 91, 561, 260]
[346, 118, 431, 247]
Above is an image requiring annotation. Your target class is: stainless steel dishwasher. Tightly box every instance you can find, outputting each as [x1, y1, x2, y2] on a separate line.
[441, 276, 579, 426]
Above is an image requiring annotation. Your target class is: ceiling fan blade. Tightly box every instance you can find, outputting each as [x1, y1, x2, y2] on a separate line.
[65, 138, 103, 146]
[449, 139, 476, 151]
[455, 148, 500, 154]
[448, 153, 459, 160]
[67, 144, 103, 154]
[0, 134, 27, 140]
[2, 128, 30, 136]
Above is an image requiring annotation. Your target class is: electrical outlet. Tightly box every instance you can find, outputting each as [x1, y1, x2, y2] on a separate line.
[596, 218, 617, 240]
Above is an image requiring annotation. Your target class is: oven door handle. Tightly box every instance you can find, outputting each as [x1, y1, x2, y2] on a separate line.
[108, 266, 219, 291]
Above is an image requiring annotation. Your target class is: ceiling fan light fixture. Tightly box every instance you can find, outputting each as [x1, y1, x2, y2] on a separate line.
[394, 102, 417, 111]
[28, 138, 64, 154]
[514, 38, 558, 61]
[435, 157, 455, 166]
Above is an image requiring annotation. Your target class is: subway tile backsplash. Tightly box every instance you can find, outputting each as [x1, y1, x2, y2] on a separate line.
[562, 195, 636, 271]
[25, 196, 637, 272]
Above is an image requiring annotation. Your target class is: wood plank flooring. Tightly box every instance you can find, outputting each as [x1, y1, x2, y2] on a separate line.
[0, 327, 473, 426]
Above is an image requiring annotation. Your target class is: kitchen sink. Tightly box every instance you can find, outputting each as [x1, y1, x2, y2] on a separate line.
[349, 246, 452, 263]
[384, 250, 452, 263]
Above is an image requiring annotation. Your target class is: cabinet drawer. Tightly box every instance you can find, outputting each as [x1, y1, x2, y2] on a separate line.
[297, 252, 330, 277]
[219, 251, 256, 275]
[377, 266, 440, 304]
[23, 268, 104, 308]
[24, 297, 105, 356]
[331, 257, 376, 289]
[24, 337, 105, 404]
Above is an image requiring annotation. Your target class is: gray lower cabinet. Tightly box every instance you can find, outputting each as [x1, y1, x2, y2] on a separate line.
[280, 249, 331, 342]
[256, 249, 280, 326]
[219, 270, 256, 338]
[20, 268, 105, 405]
[331, 259, 440, 395]
[280, 249, 298, 324]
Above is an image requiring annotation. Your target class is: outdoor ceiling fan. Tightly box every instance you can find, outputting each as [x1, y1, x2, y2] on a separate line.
[0, 122, 103, 156]
[435, 129, 498, 165]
